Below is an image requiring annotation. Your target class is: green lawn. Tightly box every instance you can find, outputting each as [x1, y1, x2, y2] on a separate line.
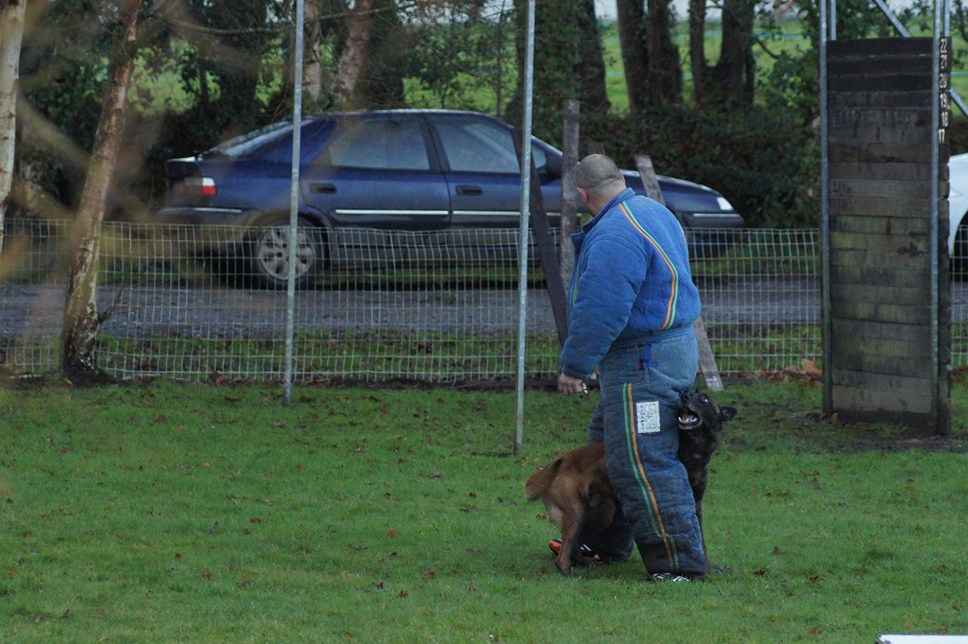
[1, 379, 966, 640]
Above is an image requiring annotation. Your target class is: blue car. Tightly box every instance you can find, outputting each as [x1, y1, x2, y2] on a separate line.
[157, 109, 743, 287]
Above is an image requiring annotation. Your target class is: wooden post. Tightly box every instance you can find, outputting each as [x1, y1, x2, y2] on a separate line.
[635, 154, 723, 391]
[559, 100, 580, 292]
[823, 38, 950, 433]
[513, 128, 569, 347]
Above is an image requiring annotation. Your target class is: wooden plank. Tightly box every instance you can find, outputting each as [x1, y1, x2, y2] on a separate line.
[830, 233, 931, 255]
[513, 128, 568, 347]
[828, 177, 933, 199]
[827, 125, 935, 147]
[828, 161, 932, 181]
[828, 300, 930, 324]
[828, 74, 935, 92]
[829, 213, 930, 237]
[826, 57, 935, 77]
[832, 355, 931, 379]
[828, 37, 934, 58]
[829, 262, 930, 288]
[832, 337, 933, 363]
[830, 294, 930, 325]
[827, 108, 932, 128]
[827, 143, 934, 164]
[831, 384, 934, 416]
[559, 100, 580, 295]
[828, 90, 936, 110]
[831, 324, 932, 352]
[828, 194, 933, 217]
[830, 317, 932, 342]
[634, 153, 722, 392]
[828, 300, 931, 324]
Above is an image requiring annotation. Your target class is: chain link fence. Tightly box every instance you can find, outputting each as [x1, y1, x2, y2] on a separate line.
[1, 218, 960, 383]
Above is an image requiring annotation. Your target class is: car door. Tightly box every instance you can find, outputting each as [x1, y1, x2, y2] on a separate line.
[300, 113, 451, 231]
[429, 113, 562, 232]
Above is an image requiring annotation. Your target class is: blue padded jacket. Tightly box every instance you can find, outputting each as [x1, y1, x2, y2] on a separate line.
[559, 188, 701, 378]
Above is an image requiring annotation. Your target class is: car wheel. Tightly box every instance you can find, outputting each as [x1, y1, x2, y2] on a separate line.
[249, 218, 324, 289]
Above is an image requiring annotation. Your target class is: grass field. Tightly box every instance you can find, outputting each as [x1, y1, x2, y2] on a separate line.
[1, 379, 966, 640]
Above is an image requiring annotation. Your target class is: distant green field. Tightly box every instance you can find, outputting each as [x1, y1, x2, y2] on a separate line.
[602, 18, 968, 113]
[132, 16, 968, 119]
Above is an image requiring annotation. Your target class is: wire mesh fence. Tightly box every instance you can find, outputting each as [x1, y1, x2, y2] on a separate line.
[1, 218, 961, 383]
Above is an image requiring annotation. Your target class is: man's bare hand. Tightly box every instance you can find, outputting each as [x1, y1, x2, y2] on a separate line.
[558, 373, 587, 395]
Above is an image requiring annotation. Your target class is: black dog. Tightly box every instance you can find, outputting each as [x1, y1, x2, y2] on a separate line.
[526, 390, 736, 575]
[676, 390, 736, 548]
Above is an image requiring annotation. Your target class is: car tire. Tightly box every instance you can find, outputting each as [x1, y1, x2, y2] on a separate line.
[248, 217, 324, 289]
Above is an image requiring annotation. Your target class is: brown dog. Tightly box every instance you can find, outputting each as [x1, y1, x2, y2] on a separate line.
[525, 391, 736, 575]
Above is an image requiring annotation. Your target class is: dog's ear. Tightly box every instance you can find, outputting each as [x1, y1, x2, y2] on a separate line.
[719, 406, 737, 422]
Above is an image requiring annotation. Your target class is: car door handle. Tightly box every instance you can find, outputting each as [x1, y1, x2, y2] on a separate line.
[309, 182, 337, 194]
[456, 185, 482, 196]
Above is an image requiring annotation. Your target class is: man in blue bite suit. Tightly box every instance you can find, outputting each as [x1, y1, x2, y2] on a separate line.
[556, 153, 705, 582]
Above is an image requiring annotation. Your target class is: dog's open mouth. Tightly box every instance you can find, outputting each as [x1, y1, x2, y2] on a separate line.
[678, 408, 702, 431]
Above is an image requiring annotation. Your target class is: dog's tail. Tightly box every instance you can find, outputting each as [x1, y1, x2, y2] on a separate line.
[525, 458, 563, 501]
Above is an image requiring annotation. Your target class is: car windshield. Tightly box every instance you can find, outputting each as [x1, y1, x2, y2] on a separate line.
[201, 121, 293, 159]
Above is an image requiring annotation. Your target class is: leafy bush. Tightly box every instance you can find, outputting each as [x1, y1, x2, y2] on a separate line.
[582, 105, 819, 229]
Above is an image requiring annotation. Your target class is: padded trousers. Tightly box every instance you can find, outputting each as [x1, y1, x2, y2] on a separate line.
[584, 325, 707, 577]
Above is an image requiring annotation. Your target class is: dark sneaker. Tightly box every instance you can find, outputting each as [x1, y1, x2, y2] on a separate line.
[648, 572, 692, 582]
[548, 539, 608, 565]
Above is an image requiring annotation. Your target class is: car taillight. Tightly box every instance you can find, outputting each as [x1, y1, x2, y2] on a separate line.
[175, 177, 217, 197]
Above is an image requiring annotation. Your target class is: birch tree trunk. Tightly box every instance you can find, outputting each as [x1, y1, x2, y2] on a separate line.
[331, 0, 374, 109]
[302, 0, 324, 106]
[61, 0, 141, 377]
[0, 0, 27, 255]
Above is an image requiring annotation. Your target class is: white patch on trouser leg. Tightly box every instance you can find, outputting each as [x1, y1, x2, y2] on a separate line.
[635, 400, 661, 434]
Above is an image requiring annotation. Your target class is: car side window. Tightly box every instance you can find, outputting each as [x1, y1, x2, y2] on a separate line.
[436, 120, 521, 174]
[322, 119, 430, 170]
[436, 120, 550, 174]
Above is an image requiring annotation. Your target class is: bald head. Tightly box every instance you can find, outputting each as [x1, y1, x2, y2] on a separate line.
[576, 154, 626, 212]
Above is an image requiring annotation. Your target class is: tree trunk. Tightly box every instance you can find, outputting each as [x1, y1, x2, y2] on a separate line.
[711, 0, 757, 107]
[61, 0, 141, 377]
[688, 0, 708, 106]
[332, 0, 374, 109]
[646, 0, 682, 105]
[0, 0, 26, 255]
[617, 0, 649, 115]
[576, 0, 610, 115]
[356, 0, 406, 108]
[303, 0, 324, 107]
